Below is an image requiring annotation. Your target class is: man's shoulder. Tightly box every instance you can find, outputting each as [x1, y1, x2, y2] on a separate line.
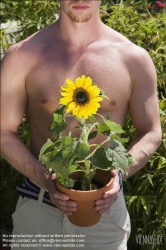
[121, 41, 152, 67]
[5, 24, 54, 58]
[110, 28, 148, 56]
[104, 27, 154, 74]
[119, 40, 149, 59]
[111, 31, 150, 65]
[103, 25, 145, 56]
[4, 34, 37, 62]
[113, 34, 156, 84]
[2, 27, 45, 73]
[104, 26, 149, 58]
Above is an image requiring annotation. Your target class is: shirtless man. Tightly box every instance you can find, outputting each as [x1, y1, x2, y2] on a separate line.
[1, 1, 161, 249]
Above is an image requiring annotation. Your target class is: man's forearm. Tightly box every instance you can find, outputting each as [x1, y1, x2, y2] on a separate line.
[1, 130, 48, 189]
[123, 129, 161, 180]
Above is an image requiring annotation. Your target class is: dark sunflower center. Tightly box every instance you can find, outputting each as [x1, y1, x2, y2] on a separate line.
[74, 89, 89, 105]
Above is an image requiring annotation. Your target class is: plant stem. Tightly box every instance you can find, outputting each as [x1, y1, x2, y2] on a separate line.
[85, 175, 91, 190]
[83, 131, 88, 145]
[90, 138, 110, 156]
[84, 160, 91, 190]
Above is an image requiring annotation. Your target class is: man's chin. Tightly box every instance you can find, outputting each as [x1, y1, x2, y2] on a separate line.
[68, 12, 92, 23]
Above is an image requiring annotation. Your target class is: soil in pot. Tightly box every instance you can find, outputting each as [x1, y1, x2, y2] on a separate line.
[73, 179, 103, 191]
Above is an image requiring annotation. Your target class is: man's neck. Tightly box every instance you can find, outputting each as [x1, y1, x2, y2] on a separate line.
[55, 11, 104, 48]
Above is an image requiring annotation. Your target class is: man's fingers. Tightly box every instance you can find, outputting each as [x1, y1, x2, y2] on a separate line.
[110, 169, 118, 177]
[50, 173, 56, 180]
[49, 188, 69, 201]
[51, 197, 77, 208]
[46, 177, 77, 215]
[103, 188, 119, 198]
[95, 195, 118, 212]
[45, 171, 57, 180]
[47, 179, 69, 201]
[103, 171, 120, 198]
[49, 197, 77, 215]
[58, 204, 77, 213]
[95, 194, 118, 206]
[95, 170, 120, 212]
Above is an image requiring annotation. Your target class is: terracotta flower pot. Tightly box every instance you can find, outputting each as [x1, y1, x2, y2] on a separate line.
[55, 169, 114, 227]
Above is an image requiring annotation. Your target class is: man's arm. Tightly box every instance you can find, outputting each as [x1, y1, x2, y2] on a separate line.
[1, 45, 47, 185]
[125, 46, 162, 179]
[0, 45, 76, 215]
[95, 46, 161, 213]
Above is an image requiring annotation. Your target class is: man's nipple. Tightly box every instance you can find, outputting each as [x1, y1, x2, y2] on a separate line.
[110, 100, 116, 106]
[41, 99, 49, 104]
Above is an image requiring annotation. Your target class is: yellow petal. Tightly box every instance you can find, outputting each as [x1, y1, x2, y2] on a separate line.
[72, 105, 80, 118]
[66, 102, 76, 113]
[84, 77, 92, 89]
[87, 86, 100, 96]
[66, 79, 76, 90]
[61, 91, 73, 97]
[75, 77, 82, 88]
[90, 97, 103, 102]
[80, 75, 86, 86]
[59, 96, 72, 105]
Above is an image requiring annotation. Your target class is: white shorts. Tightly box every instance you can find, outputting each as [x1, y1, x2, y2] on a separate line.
[12, 188, 130, 250]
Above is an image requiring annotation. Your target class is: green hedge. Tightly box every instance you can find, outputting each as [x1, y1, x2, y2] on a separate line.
[1, 1, 166, 249]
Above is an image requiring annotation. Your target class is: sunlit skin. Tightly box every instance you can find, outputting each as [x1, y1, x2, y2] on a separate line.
[1, 0, 161, 216]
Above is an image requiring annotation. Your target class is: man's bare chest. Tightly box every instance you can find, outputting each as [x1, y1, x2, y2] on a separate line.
[25, 47, 132, 114]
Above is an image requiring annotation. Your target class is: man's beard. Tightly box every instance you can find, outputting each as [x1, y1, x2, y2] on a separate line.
[67, 10, 92, 23]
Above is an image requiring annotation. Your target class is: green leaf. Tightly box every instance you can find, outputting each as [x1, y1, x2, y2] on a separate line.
[88, 131, 97, 141]
[38, 139, 53, 162]
[37, 16, 42, 29]
[74, 142, 90, 161]
[90, 148, 113, 170]
[49, 106, 67, 140]
[110, 138, 119, 149]
[61, 136, 77, 159]
[111, 134, 129, 144]
[69, 165, 78, 172]
[105, 143, 130, 172]
[104, 113, 111, 120]
[41, 139, 89, 188]
[43, 150, 64, 172]
[97, 120, 124, 134]
[88, 115, 96, 123]
[128, 196, 137, 205]
[57, 174, 74, 188]
[63, 177, 75, 188]
[140, 196, 149, 215]
[160, 99, 166, 109]
[128, 155, 135, 166]
[147, 174, 154, 187]
[54, 105, 66, 115]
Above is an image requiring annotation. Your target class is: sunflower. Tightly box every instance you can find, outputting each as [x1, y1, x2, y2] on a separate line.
[59, 75, 103, 119]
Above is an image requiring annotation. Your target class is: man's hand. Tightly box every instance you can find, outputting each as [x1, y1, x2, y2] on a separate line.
[95, 170, 120, 214]
[46, 173, 77, 215]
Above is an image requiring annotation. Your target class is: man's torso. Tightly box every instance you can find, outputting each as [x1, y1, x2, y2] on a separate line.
[17, 24, 133, 157]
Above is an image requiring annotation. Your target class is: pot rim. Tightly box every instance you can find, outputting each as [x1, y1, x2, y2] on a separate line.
[55, 170, 114, 194]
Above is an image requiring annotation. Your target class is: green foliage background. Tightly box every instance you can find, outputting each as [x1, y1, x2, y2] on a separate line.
[0, 1, 166, 249]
